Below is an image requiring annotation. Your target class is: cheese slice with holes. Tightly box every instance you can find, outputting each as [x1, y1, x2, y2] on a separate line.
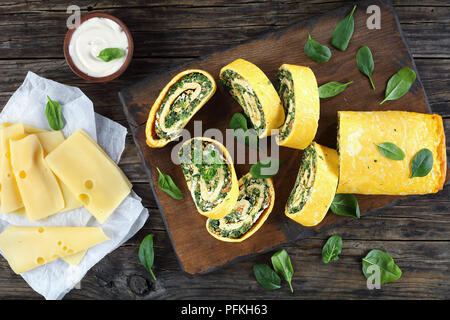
[0, 123, 26, 213]
[62, 250, 86, 266]
[0, 226, 108, 274]
[10, 135, 65, 221]
[46, 129, 132, 223]
[35, 131, 82, 212]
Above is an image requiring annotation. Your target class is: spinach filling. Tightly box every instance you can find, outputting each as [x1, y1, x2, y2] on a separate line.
[208, 175, 271, 239]
[179, 140, 231, 212]
[276, 69, 295, 140]
[155, 72, 213, 139]
[220, 69, 266, 135]
[286, 145, 317, 214]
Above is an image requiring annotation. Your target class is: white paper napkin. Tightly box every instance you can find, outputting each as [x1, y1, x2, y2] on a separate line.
[0, 71, 149, 300]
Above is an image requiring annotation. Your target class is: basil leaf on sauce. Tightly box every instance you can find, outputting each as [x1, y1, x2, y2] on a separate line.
[356, 46, 376, 90]
[362, 249, 402, 285]
[253, 263, 281, 290]
[97, 48, 126, 62]
[304, 34, 331, 63]
[330, 194, 360, 219]
[331, 5, 357, 51]
[156, 167, 183, 200]
[410, 148, 433, 178]
[318, 81, 353, 98]
[138, 234, 157, 280]
[271, 249, 294, 293]
[230, 113, 259, 149]
[45, 96, 64, 130]
[322, 235, 343, 264]
[380, 67, 416, 105]
[374, 142, 405, 161]
[250, 157, 281, 179]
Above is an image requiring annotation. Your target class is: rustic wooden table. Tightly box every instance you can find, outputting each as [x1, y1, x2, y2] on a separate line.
[0, 0, 448, 300]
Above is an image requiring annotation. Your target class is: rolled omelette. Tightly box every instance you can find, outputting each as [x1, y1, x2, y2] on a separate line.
[220, 59, 285, 138]
[337, 111, 446, 195]
[276, 64, 320, 150]
[178, 137, 238, 219]
[146, 69, 216, 148]
[285, 142, 339, 226]
[206, 173, 275, 242]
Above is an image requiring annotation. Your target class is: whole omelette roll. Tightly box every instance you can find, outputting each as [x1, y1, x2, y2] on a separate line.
[178, 137, 238, 219]
[220, 59, 285, 138]
[285, 142, 339, 226]
[276, 64, 320, 150]
[206, 173, 275, 242]
[337, 111, 446, 195]
[146, 70, 216, 148]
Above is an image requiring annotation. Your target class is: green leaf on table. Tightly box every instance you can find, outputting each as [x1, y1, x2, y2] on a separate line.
[330, 194, 360, 218]
[304, 34, 331, 63]
[271, 249, 294, 293]
[380, 67, 416, 104]
[410, 148, 433, 178]
[45, 96, 64, 130]
[139, 234, 157, 280]
[331, 5, 357, 51]
[319, 81, 353, 98]
[356, 46, 375, 90]
[253, 263, 281, 290]
[374, 142, 405, 160]
[322, 235, 343, 264]
[250, 157, 281, 179]
[230, 113, 259, 149]
[156, 167, 183, 200]
[362, 249, 402, 285]
[97, 48, 126, 62]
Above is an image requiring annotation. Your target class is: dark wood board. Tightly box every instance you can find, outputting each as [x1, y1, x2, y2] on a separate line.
[119, 0, 445, 275]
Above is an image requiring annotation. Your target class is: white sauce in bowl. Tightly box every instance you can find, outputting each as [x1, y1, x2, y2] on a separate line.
[69, 17, 129, 78]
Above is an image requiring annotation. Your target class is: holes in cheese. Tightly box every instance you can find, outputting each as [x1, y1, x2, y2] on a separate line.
[0, 123, 26, 213]
[62, 250, 86, 266]
[45, 130, 132, 223]
[0, 226, 108, 274]
[9, 135, 65, 221]
[84, 179, 94, 189]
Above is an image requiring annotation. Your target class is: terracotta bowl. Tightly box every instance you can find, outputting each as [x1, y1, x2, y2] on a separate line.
[63, 13, 134, 83]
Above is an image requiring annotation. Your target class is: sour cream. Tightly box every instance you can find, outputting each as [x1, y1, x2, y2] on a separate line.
[69, 17, 129, 78]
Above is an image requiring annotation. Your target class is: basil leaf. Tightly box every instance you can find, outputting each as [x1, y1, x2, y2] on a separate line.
[318, 81, 353, 98]
[230, 113, 259, 149]
[330, 194, 360, 219]
[322, 235, 343, 264]
[362, 249, 402, 285]
[139, 234, 157, 280]
[374, 142, 405, 161]
[331, 5, 357, 51]
[410, 148, 433, 178]
[156, 167, 183, 200]
[271, 249, 294, 293]
[380, 67, 416, 104]
[356, 46, 375, 90]
[250, 157, 281, 178]
[253, 263, 281, 290]
[45, 96, 64, 130]
[97, 48, 126, 62]
[304, 34, 331, 63]
[230, 113, 248, 131]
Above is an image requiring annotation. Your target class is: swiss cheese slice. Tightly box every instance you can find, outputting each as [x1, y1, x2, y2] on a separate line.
[0, 123, 26, 213]
[46, 129, 132, 223]
[0, 226, 108, 274]
[9, 135, 65, 221]
[62, 250, 87, 265]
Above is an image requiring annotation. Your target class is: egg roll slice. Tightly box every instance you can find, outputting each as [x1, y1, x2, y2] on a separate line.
[178, 137, 238, 219]
[276, 64, 320, 150]
[337, 111, 446, 195]
[285, 142, 339, 226]
[220, 59, 285, 138]
[206, 173, 275, 242]
[146, 70, 216, 148]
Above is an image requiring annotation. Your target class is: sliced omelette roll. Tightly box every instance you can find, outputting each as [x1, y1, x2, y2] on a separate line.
[146, 70, 216, 148]
[220, 59, 285, 138]
[276, 64, 320, 150]
[206, 173, 275, 242]
[285, 142, 338, 226]
[337, 111, 446, 195]
[178, 137, 238, 219]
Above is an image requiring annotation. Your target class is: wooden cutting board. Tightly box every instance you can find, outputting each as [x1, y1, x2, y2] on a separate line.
[119, 0, 440, 275]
